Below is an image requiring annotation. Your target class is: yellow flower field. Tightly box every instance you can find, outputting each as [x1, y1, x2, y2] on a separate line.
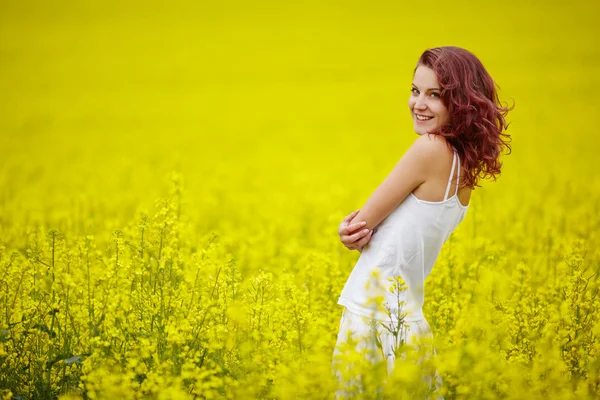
[1, 0, 599, 398]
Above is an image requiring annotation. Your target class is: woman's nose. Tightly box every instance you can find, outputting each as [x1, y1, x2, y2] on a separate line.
[414, 96, 427, 110]
[415, 101, 425, 110]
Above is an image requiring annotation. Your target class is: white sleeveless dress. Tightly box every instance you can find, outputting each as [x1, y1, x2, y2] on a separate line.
[332, 147, 469, 398]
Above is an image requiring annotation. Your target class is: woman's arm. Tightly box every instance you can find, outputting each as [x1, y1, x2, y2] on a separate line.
[349, 134, 441, 232]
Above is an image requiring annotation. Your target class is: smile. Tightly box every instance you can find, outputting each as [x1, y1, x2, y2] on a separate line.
[416, 114, 433, 121]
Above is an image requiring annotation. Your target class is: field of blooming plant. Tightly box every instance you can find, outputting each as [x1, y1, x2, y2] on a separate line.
[1, 0, 599, 399]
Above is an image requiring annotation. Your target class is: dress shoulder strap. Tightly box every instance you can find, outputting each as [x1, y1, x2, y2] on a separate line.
[443, 150, 457, 201]
[454, 151, 461, 197]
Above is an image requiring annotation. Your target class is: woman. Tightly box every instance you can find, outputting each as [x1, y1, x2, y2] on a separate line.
[331, 46, 513, 398]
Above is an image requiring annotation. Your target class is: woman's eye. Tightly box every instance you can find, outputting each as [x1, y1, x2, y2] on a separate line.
[431, 92, 440, 98]
[411, 88, 419, 95]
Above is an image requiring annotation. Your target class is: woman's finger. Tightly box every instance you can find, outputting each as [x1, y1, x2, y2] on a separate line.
[338, 211, 361, 236]
[358, 230, 374, 247]
[350, 231, 373, 251]
[341, 235, 356, 248]
[342, 209, 360, 223]
[342, 228, 372, 245]
[345, 221, 367, 234]
[351, 228, 372, 243]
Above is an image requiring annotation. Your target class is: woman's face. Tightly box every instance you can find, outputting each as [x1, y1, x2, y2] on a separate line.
[408, 65, 450, 135]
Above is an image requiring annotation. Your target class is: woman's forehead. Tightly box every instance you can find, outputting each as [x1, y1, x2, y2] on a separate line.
[413, 66, 440, 88]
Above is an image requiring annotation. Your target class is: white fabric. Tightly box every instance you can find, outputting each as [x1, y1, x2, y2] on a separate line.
[337, 148, 468, 323]
[333, 147, 468, 398]
[332, 308, 443, 399]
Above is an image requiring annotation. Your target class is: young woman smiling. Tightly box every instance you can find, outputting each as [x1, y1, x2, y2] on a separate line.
[332, 46, 513, 398]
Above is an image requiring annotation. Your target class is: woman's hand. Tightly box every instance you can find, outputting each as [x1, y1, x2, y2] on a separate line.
[338, 210, 374, 252]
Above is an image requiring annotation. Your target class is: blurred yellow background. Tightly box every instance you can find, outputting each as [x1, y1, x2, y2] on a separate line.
[1, 0, 600, 398]
[2, 0, 598, 233]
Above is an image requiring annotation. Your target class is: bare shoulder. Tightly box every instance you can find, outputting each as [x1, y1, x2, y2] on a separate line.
[416, 133, 450, 148]
[410, 133, 470, 204]
[412, 133, 453, 163]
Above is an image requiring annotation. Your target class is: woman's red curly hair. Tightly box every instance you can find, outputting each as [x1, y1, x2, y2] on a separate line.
[416, 46, 514, 189]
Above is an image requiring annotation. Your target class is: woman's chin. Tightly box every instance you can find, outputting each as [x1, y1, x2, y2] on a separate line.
[413, 126, 427, 135]
[414, 124, 437, 135]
